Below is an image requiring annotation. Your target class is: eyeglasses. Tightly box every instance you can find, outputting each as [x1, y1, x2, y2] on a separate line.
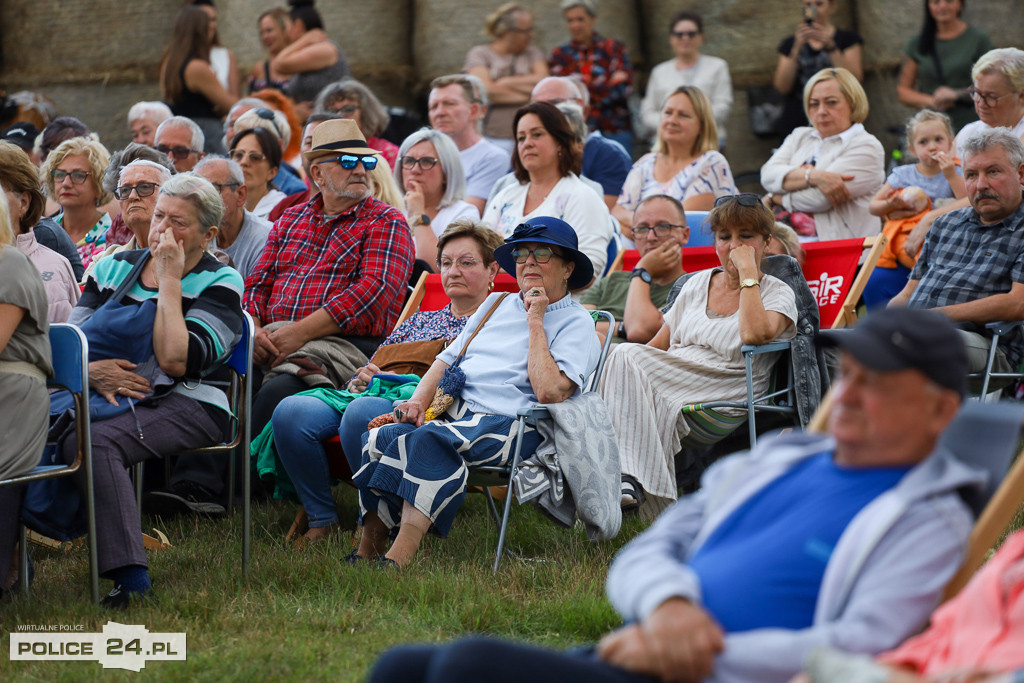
[511, 246, 561, 263]
[508, 26, 534, 34]
[318, 154, 378, 171]
[633, 223, 685, 238]
[154, 144, 200, 160]
[51, 169, 90, 185]
[401, 155, 439, 171]
[229, 149, 268, 165]
[113, 182, 159, 200]
[967, 86, 1019, 108]
[671, 30, 700, 39]
[331, 104, 360, 118]
[210, 181, 241, 193]
[437, 256, 480, 271]
[253, 108, 283, 138]
[714, 193, 763, 208]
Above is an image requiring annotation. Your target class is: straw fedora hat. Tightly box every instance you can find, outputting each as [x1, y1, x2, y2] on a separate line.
[302, 119, 380, 163]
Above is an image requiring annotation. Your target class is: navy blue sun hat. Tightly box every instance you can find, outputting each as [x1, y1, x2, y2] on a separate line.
[493, 216, 595, 290]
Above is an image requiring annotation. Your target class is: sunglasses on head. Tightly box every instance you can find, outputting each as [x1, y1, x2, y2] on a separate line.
[319, 153, 379, 171]
[713, 193, 763, 208]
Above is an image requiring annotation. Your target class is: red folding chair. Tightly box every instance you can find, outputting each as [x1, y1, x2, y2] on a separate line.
[802, 235, 886, 329]
[620, 247, 719, 274]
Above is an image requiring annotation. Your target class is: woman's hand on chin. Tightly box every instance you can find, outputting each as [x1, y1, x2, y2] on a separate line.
[523, 285, 550, 322]
[152, 229, 186, 281]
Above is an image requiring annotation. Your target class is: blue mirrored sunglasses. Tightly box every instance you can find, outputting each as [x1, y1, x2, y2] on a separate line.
[319, 153, 378, 171]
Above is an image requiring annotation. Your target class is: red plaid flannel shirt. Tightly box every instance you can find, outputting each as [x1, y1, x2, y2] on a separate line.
[244, 194, 413, 337]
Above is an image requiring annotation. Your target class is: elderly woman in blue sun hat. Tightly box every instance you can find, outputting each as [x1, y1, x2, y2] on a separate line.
[349, 216, 601, 568]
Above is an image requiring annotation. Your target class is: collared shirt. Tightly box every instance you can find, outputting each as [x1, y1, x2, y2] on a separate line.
[243, 193, 414, 338]
[909, 196, 1024, 366]
[802, 123, 866, 166]
[549, 33, 633, 135]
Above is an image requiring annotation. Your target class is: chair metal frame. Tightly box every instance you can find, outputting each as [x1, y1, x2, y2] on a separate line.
[682, 340, 798, 451]
[0, 324, 99, 603]
[972, 320, 1024, 398]
[469, 311, 616, 572]
[133, 311, 254, 577]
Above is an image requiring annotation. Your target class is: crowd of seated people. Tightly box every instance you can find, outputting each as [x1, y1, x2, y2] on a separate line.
[3, 5, 1024, 682]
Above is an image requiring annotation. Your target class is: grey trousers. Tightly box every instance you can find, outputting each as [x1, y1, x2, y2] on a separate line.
[61, 393, 222, 576]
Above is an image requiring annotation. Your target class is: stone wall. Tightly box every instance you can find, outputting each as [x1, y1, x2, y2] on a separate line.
[2, 0, 1022, 180]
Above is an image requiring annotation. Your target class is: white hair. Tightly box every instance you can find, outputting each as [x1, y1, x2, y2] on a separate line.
[156, 116, 205, 153]
[119, 158, 173, 185]
[127, 101, 173, 126]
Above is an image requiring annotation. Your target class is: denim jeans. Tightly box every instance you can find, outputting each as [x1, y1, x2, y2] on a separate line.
[272, 395, 346, 528]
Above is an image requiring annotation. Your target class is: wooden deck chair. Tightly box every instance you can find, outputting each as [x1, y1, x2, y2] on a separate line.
[806, 391, 1024, 602]
[802, 235, 888, 329]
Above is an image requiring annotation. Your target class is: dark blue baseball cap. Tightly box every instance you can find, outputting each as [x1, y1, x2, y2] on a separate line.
[816, 308, 968, 397]
[493, 216, 595, 290]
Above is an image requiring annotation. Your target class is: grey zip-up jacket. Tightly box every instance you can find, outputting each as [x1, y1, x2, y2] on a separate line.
[606, 430, 986, 683]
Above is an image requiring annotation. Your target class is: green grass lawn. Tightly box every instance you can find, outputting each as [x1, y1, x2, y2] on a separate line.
[3, 489, 649, 681]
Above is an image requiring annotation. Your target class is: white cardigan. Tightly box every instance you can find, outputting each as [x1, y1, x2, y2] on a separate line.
[760, 124, 885, 242]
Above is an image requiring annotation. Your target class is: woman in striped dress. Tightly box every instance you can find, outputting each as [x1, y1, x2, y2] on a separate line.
[600, 195, 797, 514]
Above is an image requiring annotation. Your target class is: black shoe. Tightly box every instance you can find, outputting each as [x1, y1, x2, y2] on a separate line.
[341, 549, 364, 565]
[620, 475, 646, 513]
[375, 556, 400, 570]
[143, 481, 227, 518]
[101, 584, 151, 610]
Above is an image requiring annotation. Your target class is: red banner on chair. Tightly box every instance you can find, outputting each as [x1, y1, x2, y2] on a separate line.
[801, 239, 865, 328]
[420, 273, 519, 312]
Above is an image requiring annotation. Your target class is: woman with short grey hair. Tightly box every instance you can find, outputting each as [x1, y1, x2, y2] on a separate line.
[394, 128, 478, 268]
[313, 78, 398, 166]
[63, 170, 243, 607]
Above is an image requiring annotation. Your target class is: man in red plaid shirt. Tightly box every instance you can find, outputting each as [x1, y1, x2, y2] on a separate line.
[245, 118, 414, 429]
[144, 119, 413, 518]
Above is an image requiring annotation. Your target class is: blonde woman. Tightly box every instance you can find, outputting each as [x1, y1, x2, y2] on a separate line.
[464, 3, 548, 148]
[40, 137, 114, 272]
[614, 85, 737, 234]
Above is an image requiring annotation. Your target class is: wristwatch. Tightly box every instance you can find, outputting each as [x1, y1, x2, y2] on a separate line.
[414, 213, 430, 226]
[631, 267, 652, 284]
[739, 278, 760, 290]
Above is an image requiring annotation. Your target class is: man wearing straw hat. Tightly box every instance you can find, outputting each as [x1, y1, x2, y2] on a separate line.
[146, 119, 413, 518]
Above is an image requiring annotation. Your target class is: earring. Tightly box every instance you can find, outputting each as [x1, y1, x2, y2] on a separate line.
[488, 281, 494, 291]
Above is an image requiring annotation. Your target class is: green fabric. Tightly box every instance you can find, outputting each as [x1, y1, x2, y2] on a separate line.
[251, 374, 421, 501]
[580, 271, 675, 343]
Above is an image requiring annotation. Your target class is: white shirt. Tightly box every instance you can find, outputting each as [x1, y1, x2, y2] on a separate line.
[640, 55, 733, 144]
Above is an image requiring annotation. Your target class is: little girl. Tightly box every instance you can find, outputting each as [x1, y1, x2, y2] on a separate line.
[863, 109, 967, 308]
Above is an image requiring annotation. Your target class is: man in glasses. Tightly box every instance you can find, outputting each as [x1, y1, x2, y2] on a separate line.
[582, 194, 688, 343]
[153, 116, 205, 173]
[194, 156, 271, 278]
[244, 118, 414, 436]
[428, 74, 509, 214]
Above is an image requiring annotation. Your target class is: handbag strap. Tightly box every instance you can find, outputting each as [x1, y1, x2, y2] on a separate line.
[108, 251, 151, 304]
[452, 293, 510, 364]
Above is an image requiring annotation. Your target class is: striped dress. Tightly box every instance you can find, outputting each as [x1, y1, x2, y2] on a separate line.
[599, 268, 796, 504]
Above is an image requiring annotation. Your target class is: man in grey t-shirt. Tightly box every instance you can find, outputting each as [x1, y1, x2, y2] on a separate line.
[194, 156, 271, 279]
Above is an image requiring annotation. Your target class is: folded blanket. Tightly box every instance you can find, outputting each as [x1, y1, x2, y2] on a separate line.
[261, 321, 369, 389]
[512, 392, 622, 541]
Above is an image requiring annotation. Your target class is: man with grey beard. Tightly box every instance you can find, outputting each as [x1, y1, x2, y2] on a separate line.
[243, 118, 414, 432]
